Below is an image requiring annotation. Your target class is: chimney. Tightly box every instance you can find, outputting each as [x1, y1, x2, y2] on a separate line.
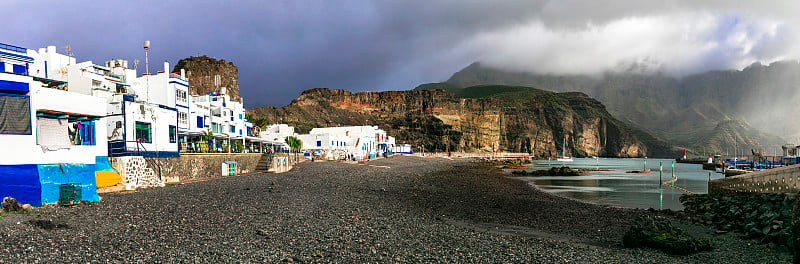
[163, 61, 169, 73]
[180, 69, 186, 79]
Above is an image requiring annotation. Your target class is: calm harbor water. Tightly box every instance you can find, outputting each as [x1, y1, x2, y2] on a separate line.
[510, 158, 725, 211]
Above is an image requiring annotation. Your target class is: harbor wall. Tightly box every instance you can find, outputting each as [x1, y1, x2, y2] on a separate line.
[709, 164, 800, 193]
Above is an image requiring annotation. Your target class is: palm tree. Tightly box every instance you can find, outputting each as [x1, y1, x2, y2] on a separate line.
[285, 136, 303, 162]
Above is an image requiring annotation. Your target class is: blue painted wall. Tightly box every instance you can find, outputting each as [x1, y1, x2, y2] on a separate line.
[0, 164, 41, 206]
[38, 163, 99, 204]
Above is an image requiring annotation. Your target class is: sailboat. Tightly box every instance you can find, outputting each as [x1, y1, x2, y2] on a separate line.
[556, 138, 573, 162]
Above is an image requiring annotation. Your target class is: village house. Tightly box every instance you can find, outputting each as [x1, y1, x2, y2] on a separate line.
[0, 42, 107, 205]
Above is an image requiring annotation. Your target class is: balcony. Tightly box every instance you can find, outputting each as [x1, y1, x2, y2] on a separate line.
[0, 43, 26, 53]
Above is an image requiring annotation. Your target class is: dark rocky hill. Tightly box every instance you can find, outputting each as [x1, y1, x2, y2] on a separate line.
[248, 86, 678, 158]
[173, 56, 241, 101]
[442, 62, 796, 155]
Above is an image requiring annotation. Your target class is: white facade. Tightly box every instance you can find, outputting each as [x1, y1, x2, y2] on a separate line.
[259, 124, 295, 142]
[297, 125, 396, 160]
[1, 42, 106, 205]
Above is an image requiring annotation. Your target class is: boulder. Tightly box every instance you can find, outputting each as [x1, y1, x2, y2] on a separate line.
[1, 197, 21, 212]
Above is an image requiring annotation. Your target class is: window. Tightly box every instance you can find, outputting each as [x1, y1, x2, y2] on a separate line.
[91, 80, 102, 89]
[12, 64, 27, 75]
[239, 114, 242, 120]
[0, 94, 31, 134]
[169, 125, 177, 143]
[196, 116, 204, 128]
[78, 121, 96, 145]
[176, 90, 187, 104]
[135, 122, 151, 143]
[178, 112, 188, 126]
[316, 141, 321, 147]
[238, 129, 242, 135]
[230, 126, 235, 133]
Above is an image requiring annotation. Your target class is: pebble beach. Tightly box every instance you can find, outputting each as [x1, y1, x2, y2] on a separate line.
[0, 156, 790, 263]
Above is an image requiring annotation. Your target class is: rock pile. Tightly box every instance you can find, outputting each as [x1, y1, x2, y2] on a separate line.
[681, 193, 794, 251]
[511, 166, 580, 176]
[623, 215, 712, 255]
[2, 197, 21, 212]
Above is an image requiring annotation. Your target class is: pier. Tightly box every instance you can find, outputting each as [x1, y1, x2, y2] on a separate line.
[710, 164, 800, 193]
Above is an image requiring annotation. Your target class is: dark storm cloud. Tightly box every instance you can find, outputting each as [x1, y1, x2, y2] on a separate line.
[2, 1, 799, 107]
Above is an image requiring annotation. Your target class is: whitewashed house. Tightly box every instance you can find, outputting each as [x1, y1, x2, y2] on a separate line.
[0, 42, 106, 205]
[297, 125, 395, 160]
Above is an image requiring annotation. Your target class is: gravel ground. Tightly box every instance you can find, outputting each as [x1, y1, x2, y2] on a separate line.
[0, 156, 790, 263]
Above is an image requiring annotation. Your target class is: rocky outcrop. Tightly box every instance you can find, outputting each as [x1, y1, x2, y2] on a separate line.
[444, 62, 795, 155]
[173, 56, 240, 101]
[248, 86, 677, 157]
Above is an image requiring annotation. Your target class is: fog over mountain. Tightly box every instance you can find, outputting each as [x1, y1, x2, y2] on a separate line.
[444, 61, 797, 154]
[3, 1, 800, 107]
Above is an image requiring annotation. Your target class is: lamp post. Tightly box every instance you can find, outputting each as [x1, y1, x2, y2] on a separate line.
[144, 40, 150, 101]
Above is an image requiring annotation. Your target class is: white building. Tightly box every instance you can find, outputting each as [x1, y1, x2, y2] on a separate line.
[0, 42, 107, 205]
[260, 124, 295, 142]
[297, 125, 395, 160]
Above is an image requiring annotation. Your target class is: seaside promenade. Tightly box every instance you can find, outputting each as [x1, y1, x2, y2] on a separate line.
[0, 156, 789, 263]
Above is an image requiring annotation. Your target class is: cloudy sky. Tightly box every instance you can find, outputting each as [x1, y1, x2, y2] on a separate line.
[3, 1, 800, 108]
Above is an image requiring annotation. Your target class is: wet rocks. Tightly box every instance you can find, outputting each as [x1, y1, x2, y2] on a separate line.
[682, 193, 794, 250]
[623, 215, 712, 255]
[511, 166, 580, 176]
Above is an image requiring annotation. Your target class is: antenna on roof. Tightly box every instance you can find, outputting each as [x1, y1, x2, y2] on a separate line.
[64, 44, 73, 64]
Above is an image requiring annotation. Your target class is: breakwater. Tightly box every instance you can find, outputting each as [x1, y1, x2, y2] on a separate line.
[681, 193, 795, 252]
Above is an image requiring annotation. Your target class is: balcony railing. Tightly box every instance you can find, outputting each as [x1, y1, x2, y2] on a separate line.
[0, 43, 26, 53]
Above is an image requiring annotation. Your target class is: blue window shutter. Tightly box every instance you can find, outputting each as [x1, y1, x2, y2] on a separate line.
[12, 64, 26, 75]
[0, 61, 4, 72]
[79, 121, 95, 145]
[197, 116, 203, 128]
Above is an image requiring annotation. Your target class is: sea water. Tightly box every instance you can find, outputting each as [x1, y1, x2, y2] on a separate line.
[510, 158, 725, 211]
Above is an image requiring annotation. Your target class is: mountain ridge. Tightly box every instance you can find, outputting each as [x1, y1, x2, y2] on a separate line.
[441, 61, 795, 155]
[248, 86, 679, 158]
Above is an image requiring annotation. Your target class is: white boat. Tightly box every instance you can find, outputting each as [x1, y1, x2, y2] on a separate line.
[556, 138, 573, 162]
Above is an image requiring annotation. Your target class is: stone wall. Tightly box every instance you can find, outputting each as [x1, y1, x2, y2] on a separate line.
[114, 156, 165, 190]
[111, 153, 298, 185]
[710, 164, 800, 193]
[157, 153, 263, 183]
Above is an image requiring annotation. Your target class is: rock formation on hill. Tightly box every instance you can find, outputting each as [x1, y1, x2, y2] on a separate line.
[248, 86, 678, 158]
[173, 56, 240, 100]
[442, 62, 795, 155]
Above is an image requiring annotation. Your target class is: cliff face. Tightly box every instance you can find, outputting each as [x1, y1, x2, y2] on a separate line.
[173, 56, 240, 101]
[249, 87, 675, 157]
[444, 62, 793, 155]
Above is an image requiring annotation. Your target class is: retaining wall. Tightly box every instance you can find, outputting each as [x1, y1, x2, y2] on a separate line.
[110, 153, 297, 185]
[157, 153, 264, 182]
[710, 164, 800, 194]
